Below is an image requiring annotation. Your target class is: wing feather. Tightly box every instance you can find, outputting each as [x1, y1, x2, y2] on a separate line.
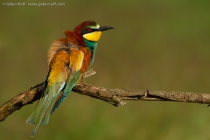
[51, 48, 84, 113]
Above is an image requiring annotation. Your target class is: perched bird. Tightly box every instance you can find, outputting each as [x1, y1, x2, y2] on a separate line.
[26, 21, 114, 137]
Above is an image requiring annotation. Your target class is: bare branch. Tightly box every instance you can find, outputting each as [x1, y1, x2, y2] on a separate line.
[1, 78, 210, 122]
[82, 69, 96, 79]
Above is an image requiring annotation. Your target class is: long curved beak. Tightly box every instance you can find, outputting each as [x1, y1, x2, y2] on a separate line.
[99, 26, 114, 31]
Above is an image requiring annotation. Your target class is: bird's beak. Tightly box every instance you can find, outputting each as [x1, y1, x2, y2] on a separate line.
[99, 26, 114, 31]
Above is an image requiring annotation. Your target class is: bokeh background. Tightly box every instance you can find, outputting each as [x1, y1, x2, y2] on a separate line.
[1, 0, 210, 139]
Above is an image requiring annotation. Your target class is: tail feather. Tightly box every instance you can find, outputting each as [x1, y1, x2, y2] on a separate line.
[26, 94, 49, 124]
[51, 91, 67, 114]
[29, 94, 52, 137]
[26, 109, 36, 124]
[26, 82, 65, 136]
[40, 97, 57, 125]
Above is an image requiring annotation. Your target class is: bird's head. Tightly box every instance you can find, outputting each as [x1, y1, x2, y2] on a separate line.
[74, 21, 114, 42]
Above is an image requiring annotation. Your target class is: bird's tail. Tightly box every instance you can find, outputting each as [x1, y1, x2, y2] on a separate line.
[26, 83, 65, 137]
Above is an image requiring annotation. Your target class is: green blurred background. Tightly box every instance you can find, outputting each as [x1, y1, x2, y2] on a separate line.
[1, 0, 210, 139]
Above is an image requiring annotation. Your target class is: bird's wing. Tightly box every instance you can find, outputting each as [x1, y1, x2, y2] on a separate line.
[51, 48, 84, 113]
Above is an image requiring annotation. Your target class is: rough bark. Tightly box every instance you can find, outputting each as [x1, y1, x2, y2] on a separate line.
[1, 82, 210, 122]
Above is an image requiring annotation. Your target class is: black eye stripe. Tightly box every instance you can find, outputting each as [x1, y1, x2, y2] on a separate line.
[91, 29, 98, 32]
[81, 28, 99, 35]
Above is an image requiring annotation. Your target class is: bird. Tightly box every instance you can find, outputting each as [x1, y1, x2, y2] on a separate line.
[26, 21, 114, 137]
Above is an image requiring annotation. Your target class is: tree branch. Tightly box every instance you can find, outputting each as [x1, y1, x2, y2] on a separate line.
[1, 77, 210, 122]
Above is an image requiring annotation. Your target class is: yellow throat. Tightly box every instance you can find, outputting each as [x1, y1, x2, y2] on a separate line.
[83, 31, 102, 42]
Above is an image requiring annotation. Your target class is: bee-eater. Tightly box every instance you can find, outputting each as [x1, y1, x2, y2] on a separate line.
[26, 21, 114, 137]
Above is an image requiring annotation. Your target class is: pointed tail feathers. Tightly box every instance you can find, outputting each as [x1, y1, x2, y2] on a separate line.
[26, 82, 65, 137]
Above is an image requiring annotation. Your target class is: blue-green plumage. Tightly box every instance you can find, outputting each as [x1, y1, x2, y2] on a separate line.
[84, 39, 97, 63]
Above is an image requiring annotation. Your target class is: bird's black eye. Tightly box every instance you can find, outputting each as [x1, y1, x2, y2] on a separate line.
[87, 28, 92, 32]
